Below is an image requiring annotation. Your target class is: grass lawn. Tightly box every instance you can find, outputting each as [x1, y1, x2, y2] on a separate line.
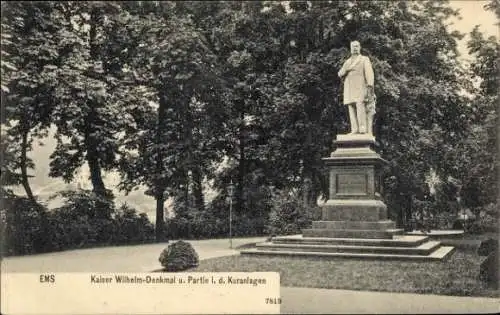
[191, 250, 499, 298]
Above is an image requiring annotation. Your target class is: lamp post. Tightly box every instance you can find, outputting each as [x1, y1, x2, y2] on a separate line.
[228, 180, 234, 249]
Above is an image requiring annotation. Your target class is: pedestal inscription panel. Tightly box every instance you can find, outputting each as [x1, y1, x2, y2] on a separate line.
[336, 173, 367, 195]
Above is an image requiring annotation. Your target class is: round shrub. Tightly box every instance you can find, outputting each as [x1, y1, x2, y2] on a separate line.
[159, 240, 199, 272]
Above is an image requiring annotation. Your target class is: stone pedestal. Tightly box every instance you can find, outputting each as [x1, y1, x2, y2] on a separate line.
[240, 133, 455, 261]
[303, 134, 403, 239]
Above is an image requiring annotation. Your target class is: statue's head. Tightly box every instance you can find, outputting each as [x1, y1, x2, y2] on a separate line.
[350, 41, 361, 55]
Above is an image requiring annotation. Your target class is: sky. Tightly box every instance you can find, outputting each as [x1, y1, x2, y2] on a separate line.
[10, 0, 499, 222]
[448, 0, 498, 61]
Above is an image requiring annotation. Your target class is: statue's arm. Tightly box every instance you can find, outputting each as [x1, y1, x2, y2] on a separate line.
[364, 57, 374, 87]
[338, 60, 348, 78]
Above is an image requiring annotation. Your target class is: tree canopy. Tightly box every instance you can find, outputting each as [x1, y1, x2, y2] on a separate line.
[2, 0, 497, 240]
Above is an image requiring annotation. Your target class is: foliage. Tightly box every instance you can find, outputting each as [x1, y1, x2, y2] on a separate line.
[204, 181, 277, 237]
[2, 0, 498, 249]
[50, 189, 114, 219]
[159, 240, 199, 272]
[1, 1, 59, 201]
[411, 209, 457, 232]
[468, 203, 499, 234]
[202, 0, 471, 229]
[44, 2, 134, 200]
[47, 189, 116, 250]
[166, 201, 226, 240]
[433, 1, 499, 230]
[1, 194, 52, 256]
[450, 4, 499, 208]
[0, 18, 16, 93]
[480, 203, 499, 232]
[0, 189, 156, 255]
[115, 1, 227, 240]
[479, 250, 499, 289]
[478, 238, 498, 256]
[113, 204, 155, 244]
[0, 130, 23, 191]
[411, 196, 437, 231]
[266, 188, 321, 236]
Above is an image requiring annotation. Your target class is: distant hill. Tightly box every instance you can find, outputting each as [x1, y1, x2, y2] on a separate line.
[10, 126, 215, 223]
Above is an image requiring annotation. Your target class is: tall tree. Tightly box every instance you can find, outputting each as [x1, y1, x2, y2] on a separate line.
[269, 1, 349, 205]
[444, 0, 499, 209]
[200, 2, 289, 225]
[1, 1, 61, 203]
[116, 2, 225, 240]
[47, 2, 129, 204]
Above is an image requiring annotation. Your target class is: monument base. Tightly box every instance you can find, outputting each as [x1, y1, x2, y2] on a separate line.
[320, 199, 387, 221]
[302, 228, 403, 239]
[305, 201, 402, 239]
[308, 134, 397, 239]
[241, 134, 454, 261]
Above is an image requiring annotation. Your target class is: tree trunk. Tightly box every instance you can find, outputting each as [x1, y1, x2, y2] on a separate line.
[182, 100, 196, 211]
[155, 192, 165, 242]
[237, 109, 245, 214]
[302, 127, 315, 207]
[397, 176, 412, 229]
[302, 176, 310, 208]
[20, 129, 35, 203]
[192, 167, 205, 213]
[87, 148, 107, 195]
[405, 194, 413, 230]
[84, 111, 108, 199]
[154, 93, 168, 242]
[85, 9, 108, 201]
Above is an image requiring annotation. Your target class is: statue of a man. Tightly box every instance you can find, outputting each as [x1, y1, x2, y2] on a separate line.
[338, 41, 376, 135]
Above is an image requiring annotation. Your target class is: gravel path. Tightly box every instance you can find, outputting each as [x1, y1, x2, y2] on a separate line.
[1, 237, 266, 273]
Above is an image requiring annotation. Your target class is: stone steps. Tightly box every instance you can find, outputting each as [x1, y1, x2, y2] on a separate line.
[240, 246, 456, 262]
[255, 240, 442, 255]
[241, 235, 455, 261]
[271, 235, 430, 247]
